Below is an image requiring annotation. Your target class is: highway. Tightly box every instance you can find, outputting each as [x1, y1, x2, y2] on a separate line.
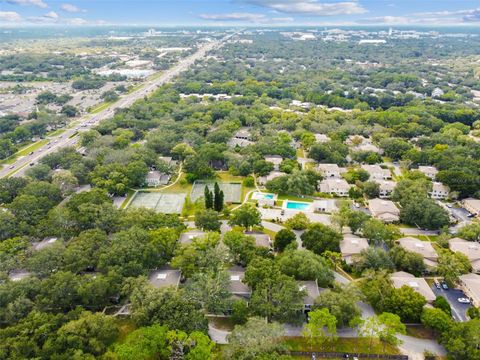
[0, 34, 231, 179]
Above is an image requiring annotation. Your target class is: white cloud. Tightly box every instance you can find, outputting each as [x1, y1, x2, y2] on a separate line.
[61, 3, 85, 13]
[200, 12, 267, 22]
[44, 11, 58, 19]
[243, 0, 367, 16]
[67, 17, 87, 25]
[6, 0, 47, 8]
[0, 10, 22, 22]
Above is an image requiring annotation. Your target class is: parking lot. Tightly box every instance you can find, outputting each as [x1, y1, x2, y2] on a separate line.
[431, 283, 471, 322]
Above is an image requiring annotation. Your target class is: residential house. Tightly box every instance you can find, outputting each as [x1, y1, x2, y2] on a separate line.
[318, 178, 351, 197]
[8, 270, 32, 282]
[317, 163, 346, 178]
[397, 237, 439, 269]
[429, 182, 449, 200]
[353, 143, 383, 154]
[314, 133, 330, 143]
[346, 135, 371, 146]
[377, 180, 396, 198]
[462, 198, 480, 218]
[368, 198, 400, 223]
[361, 164, 391, 180]
[245, 231, 272, 249]
[32, 237, 58, 251]
[264, 155, 283, 171]
[458, 273, 480, 307]
[258, 171, 287, 186]
[228, 128, 254, 148]
[148, 266, 181, 290]
[312, 199, 338, 213]
[179, 230, 206, 245]
[340, 235, 369, 264]
[228, 266, 251, 299]
[298, 280, 321, 312]
[417, 166, 438, 180]
[449, 238, 480, 273]
[432, 88, 445, 98]
[145, 170, 170, 187]
[390, 271, 436, 303]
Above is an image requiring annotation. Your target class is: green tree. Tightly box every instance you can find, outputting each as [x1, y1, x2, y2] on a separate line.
[441, 320, 480, 360]
[274, 229, 297, 252]
[300, 223, 342, 255]
[285, 212, 310, 230]
[433, 296, 452, 316]
[244, 257, 305, 323]
[384, 285, 427, 323]
[437, 250, 472, 287]
[129, 285, 208, 333]
[302, 308, 338, 351]
[195, 209, 221, 232]
[225, 317, 285, 360]
[229, 203, 262, 230]
[45, 311, 118, 358]
[186, 270, 231, 314]
[277, 249, 333, 287]
[223, 230, 256, 266]
[314, 284, 362, 327]
[421, 307, 453, 334]
[362, 219, 400, 247]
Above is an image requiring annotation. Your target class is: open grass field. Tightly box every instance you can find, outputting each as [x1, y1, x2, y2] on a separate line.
[191, 181, 242, 203]
[282, 337, 400, 356]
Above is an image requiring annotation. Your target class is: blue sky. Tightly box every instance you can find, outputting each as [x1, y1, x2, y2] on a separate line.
[1, 0, 480, 26]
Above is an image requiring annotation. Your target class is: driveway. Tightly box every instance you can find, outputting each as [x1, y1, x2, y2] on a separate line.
[431, 284, 471, 322]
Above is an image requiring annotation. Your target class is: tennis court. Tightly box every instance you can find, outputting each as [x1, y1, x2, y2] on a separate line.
[129, 192, 186, 214]
[190, 181, 242, 203]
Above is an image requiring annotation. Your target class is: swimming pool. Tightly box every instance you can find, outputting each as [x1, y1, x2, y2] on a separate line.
[284, 200, 311, 211]
[252, 192, 276, 200]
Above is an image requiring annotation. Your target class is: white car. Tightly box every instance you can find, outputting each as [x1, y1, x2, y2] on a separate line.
[458, 298, 471, 304]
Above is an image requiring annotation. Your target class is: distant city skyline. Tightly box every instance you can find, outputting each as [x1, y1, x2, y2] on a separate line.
[0, 0, 480, 27]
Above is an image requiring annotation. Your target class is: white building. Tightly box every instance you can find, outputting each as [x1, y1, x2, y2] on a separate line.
[317, 163, 346, 178]
[432, 88, 445, 98]
[264, 155, 283, 171]
[368, 198, 400, 223]
[377, 180, 396, 198]
[417, 166, 438, 180]
[318, 178, 351, 197]
[429, 182, 449, 200]
[361, 165, 391, 180]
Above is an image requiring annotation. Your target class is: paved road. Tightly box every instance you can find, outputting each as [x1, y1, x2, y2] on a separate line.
[1, 34, 233, 179]
[432, 284, 471, 322]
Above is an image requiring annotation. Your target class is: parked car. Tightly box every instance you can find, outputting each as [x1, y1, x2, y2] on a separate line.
[434, 280, 441, 289]
[441, 281, 449, 290]
[458, 298, 471, 304]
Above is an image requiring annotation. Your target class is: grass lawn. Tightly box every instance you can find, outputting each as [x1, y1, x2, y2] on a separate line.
[120, 190, 136, 209]
[0, 139, 49, 165]
[406, 325, 436, 340]
[278, 194, 314, 203]
[216, 171, 254, 202]
[282, 337, 400, 355]
[296, 148, 306, 158]
[89, 100, 116, 114]
[115, 318, 137, 343]
[46, 128, 67, 137]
